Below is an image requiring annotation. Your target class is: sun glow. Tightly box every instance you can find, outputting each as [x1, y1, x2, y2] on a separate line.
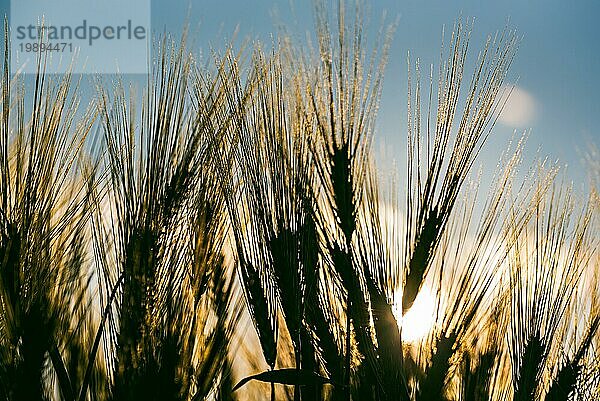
[394, 287, 437, 342]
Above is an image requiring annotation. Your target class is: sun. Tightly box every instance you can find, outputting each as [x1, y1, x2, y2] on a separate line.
[393, 286, 437, 342]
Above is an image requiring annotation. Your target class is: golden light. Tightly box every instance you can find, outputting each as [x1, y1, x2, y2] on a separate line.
[394, 286, 437, 343]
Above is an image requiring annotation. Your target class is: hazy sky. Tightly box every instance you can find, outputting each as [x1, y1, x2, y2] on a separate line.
[1, 0, 598, 186]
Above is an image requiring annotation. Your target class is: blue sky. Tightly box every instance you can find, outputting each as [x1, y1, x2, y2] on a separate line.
[152, 0, 599, 187]
[1, 0, 598, 187]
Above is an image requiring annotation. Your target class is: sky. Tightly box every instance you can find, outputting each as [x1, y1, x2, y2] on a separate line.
[141, 0, 600, 185]
[0, 0, 598, 189]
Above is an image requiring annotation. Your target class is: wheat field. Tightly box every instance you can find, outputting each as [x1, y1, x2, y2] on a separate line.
[0, 2, 599, 401]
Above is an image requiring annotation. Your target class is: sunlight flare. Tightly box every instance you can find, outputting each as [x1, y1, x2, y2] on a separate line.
[395, 286, 437, 342]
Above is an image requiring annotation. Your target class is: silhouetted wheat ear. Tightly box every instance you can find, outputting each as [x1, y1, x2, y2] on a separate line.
[0, 16, 99, 400]
[403, 20, 519, 316]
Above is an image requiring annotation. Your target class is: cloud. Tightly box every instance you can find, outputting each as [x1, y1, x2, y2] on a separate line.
[497, 85, 537, 128]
